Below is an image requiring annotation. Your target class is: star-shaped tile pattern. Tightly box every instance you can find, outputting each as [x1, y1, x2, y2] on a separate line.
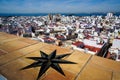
[21, 50, 77, 80]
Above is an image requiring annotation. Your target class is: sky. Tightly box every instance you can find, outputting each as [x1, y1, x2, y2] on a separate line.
[0, 0, 120, 13]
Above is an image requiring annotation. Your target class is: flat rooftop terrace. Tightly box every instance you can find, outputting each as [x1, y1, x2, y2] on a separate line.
[0, 32, 120, 80]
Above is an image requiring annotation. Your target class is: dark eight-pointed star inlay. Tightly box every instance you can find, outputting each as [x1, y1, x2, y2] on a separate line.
[20, 50, 77, 80]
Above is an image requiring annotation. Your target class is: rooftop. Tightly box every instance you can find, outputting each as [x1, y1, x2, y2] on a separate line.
[0, 32, 120, 80]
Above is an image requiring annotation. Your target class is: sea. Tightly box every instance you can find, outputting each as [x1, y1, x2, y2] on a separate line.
[0, 13, 120, 17]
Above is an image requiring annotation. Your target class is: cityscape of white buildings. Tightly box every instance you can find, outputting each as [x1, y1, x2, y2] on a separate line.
[0, 13, 120, 61]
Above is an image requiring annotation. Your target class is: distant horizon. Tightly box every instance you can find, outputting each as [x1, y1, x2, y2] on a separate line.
[0, 12, 120, 14]
[0, 12, 120, 17]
